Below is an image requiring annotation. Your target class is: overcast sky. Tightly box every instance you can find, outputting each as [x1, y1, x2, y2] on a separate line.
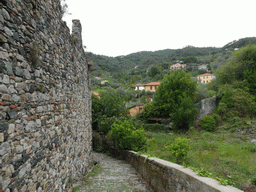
[62, 0, 256, 57]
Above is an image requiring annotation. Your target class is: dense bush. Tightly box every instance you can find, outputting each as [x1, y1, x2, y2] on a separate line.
[217, 85, 256, 118]
[108, 120, 147, 151]
[200, 115, 216, 132]
[167, 137, 191, 163]
[215, 45, 256, 87]
[92, 89, 129, 133]
[212, 113, 220, 125]
[170, 96, 199, 131]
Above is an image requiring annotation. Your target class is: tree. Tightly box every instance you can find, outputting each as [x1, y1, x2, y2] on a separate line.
[152, 70, 198, 130]
[92, 89, 129, 133]
[148, 66, 161, 78]
[153, 70, 197, 116]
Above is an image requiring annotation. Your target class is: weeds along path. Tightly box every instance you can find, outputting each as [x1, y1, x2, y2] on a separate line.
[74, 152, 150, 192]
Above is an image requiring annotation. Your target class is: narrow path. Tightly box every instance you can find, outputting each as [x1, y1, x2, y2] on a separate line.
[75, 152, 150, 192]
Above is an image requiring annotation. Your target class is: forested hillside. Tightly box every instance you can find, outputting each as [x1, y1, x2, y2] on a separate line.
[90, 37, 256, 76]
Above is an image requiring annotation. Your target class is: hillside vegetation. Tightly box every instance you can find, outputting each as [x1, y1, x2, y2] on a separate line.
[91, 39, 256, 191]
[90, 37, 256, 75]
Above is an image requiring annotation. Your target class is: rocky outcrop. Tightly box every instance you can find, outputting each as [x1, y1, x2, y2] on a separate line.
[197, 96, 216, 120]
[0, 0, 92, 191]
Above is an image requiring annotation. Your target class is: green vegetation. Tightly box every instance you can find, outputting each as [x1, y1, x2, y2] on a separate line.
[72, 186, 80, 192]
[144, 127, 256, 189]
[83, 163, 101, 181]
[200, 115, 216, 132]
[141, 70, 198, 131]
[92, 89, 129, 134]
[91, 39, 256, 190]
[30, 41, 42, 66]
[166, 137, 191, 163]
[108, 120, 146, 151]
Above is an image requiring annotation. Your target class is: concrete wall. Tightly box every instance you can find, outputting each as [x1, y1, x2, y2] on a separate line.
[0, 0, 92, 191]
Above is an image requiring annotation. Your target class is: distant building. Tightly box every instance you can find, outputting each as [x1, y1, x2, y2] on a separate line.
[129, 105, 144, 117]
[170, 63, 186, 70]
[95, 77, 102, 80]
[101, 80, 109, 85]
[198, 64, 208, 71]
[197, 73, 215, 84]
[134, 83, 145, 91]
[91, 91, 100, 98]
[144, 82, 161, 92]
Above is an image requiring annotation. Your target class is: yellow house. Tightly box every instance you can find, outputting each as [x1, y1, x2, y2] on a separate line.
[144, 82, 161, 92]
[129, 105, 144, 117]
[197, 73, 215, 84]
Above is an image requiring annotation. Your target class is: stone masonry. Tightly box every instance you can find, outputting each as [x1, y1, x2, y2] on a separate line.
[0, 0, 92, 191]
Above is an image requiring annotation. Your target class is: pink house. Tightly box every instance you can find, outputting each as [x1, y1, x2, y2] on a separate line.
[170, 63, 186, 70]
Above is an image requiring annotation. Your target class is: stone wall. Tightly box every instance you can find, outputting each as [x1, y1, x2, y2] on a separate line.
[126, 151, 242, 192]
[0, 0, 92, 191]
[107, 148, 242, 192]
[93, 135, 242, 192]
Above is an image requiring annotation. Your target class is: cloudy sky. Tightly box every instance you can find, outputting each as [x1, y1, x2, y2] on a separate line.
[62, 0, 256, 57]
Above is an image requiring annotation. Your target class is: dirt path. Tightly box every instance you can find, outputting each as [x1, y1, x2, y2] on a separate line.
[74, 152, 150, 192]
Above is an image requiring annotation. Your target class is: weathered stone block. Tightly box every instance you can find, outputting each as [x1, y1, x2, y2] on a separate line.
[0, 142, 10, 155]
[0, 122, 8, 132]
[25, 121, 37, 132]
[0, 84, 9, 93]
[8, 124, 15, 134]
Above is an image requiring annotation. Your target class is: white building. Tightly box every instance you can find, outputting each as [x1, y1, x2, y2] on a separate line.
[134, 83, 145, 91]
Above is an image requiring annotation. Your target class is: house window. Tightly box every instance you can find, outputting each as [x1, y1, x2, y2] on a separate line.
[203, 81, 205, 83]
[155, 86, 157, 89]
[150, 86, 152, 90]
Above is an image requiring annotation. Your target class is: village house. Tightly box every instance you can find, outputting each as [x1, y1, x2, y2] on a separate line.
[129, 104, 144, 116]
[197, 73, 216, 84]
[101, 80, 109, 85]
[91, 91, 100, 98]
[144, 82, 161, 92]
[198, 64, 208, 71]
[170, 63, 186, 70]
[134, 83, 145, 91]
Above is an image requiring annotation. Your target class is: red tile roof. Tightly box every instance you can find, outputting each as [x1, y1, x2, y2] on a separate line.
[198, 73, 215, 77]
[91, 91, 100, 97]
[145, 82, 161, 86]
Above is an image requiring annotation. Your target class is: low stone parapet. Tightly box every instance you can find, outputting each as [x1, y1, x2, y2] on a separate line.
[109, 148, 242, 192]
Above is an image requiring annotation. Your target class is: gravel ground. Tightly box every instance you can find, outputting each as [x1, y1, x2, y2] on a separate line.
[74, 152, 151, 192]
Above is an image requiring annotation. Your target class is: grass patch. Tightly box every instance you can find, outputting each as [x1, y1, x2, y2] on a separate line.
[72, 186, 80, 192]
[141, 127, 256, 189]
[83, 163, 101, 182]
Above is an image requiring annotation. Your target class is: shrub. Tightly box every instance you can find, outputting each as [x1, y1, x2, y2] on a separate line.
[92, 89, 129, 133]
[108, 120, 146, 151]
[252, 177, 256, 186]
[201, 115, 216, 132]
[167, 137, 191, 163]
[98, 118, 115, 134]
[212, 113, 220, 125]
[217, 85, 256, 118]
